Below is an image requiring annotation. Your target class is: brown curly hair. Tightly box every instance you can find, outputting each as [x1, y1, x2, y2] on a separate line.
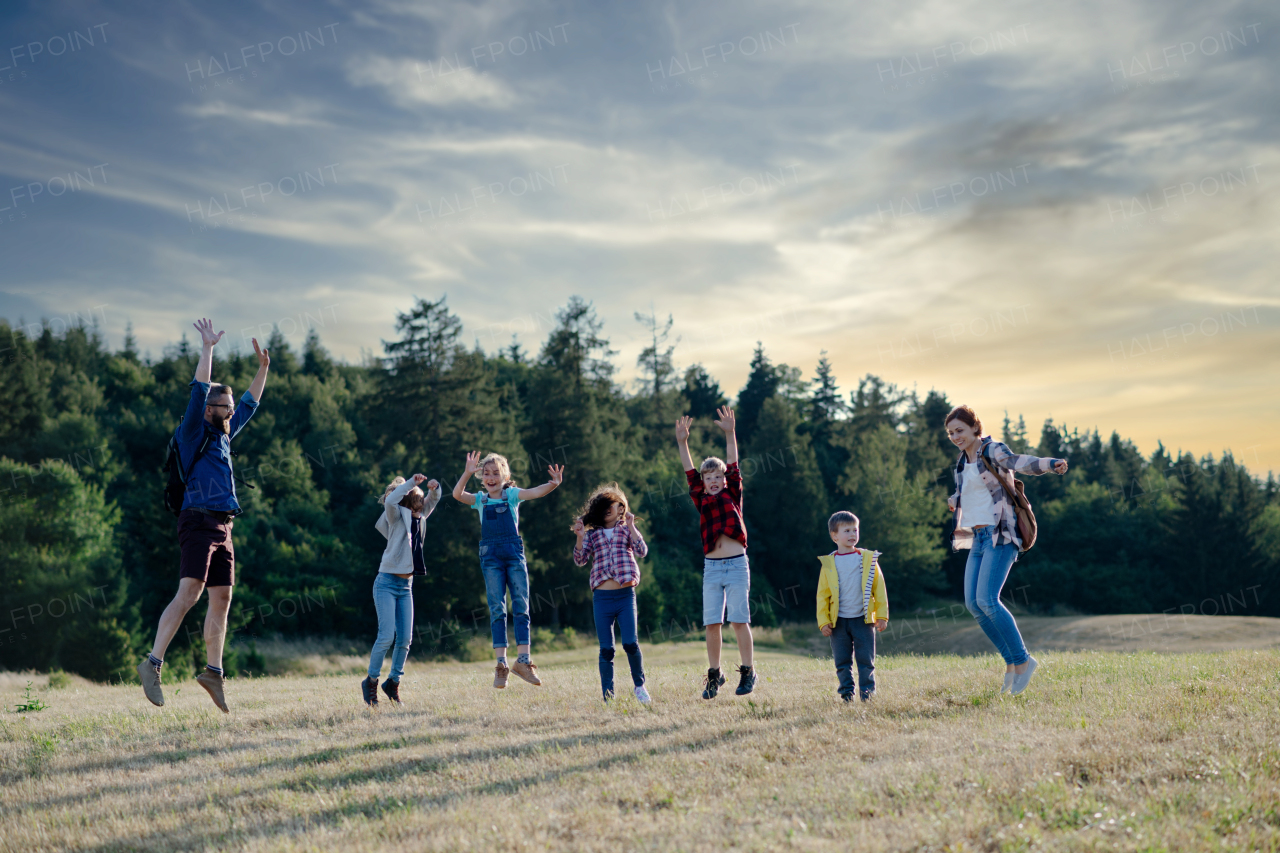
[576, 482, 629, 530]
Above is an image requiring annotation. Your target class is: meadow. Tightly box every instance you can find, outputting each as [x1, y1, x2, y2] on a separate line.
[2, 642, 1278, 852]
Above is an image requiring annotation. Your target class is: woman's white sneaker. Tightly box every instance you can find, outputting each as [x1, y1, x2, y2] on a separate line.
[634, 685, 652, 705]
[1010, 656, 1038, 695]
[1001, 671, 1015, 694]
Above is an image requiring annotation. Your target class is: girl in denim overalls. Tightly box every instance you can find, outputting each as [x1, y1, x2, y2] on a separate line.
[451, 450, 563, 689]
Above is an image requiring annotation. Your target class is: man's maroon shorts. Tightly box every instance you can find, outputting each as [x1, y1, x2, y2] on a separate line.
[178, 509, 235, 587]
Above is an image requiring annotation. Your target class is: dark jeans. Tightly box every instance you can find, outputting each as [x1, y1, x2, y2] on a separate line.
[830, 616, 876, 700]
[593, 586, 645, 698]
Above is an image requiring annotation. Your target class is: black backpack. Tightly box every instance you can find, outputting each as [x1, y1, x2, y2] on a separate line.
[163, 416, 211, 517]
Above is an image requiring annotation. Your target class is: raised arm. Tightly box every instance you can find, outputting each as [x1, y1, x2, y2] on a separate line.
[192, 318, 223, 383]
[674, 416, 695, 471]
[517, 464, 564, 501]
[986, 441, 1068, 476]
[451, 451, 480, 505]
[421, 479, 442, 519]
[247, 337, 270, 402]
[384, 474, 425, 521]
[714, 406, 738, 465]
[625, 512, 648, 560]
[571, 517, 590, 566]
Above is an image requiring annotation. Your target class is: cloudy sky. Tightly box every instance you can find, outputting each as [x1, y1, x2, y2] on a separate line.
[1, 0, 1276, 472]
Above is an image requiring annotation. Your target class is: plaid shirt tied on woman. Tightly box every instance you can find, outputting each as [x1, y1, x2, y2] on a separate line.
[686, 461, 747, 555]
[573, 525, 648, 588]
[950, 437, 1064, 551]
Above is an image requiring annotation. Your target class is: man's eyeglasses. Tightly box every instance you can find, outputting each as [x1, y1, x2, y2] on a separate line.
[207, 402, 235, 412]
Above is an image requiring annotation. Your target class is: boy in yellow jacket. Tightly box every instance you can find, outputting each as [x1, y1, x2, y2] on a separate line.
[816, 511, 888, 701]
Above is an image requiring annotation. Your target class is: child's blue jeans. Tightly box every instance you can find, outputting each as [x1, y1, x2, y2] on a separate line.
[830, 616, 875, 700]
[593, 586, 645, 698]
[368, 573, 413, 681]
[480, 536, 530, 649]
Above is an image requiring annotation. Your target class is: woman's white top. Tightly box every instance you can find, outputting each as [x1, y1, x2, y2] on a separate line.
[960, 460, 997, 528]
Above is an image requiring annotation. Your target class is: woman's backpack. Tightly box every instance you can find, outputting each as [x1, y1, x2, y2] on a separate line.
[978, 445, 1038, 552]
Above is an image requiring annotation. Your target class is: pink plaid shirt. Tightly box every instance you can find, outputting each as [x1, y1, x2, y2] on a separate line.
[573, 525, 648, 589]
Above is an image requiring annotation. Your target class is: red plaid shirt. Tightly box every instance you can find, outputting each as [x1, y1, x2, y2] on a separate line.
[687, 462, 746, 554]
[573, 525, 648, 589]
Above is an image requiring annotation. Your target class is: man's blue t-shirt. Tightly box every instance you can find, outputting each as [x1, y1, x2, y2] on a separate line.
[177, 380, 259, 513]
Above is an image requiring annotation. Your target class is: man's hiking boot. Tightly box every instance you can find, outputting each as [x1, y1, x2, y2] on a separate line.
[494, 661, 510, 689]
[511, 660, 542, 686]
[701, 667, 725, 700]
[195, 669, 229, 713]
[137, 659, 164, 707]
[381, 677, 402, 705]
[735, 664, 757, 696]
[361, 676, 379, 707]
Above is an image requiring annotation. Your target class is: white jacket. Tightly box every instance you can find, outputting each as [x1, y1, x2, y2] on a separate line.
[375, 479, 441, 574]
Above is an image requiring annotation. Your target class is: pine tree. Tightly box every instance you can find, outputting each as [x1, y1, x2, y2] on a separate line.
[634, 310, 677, 415]
[805, 352, 847, 500]
[741, 397, 827, 619]
[1001, 411, 1029, 454]
[837, 423, 948, 606]
[682, 364, 727, 419]
[522, 298, 630, 626]
[303, 329, 337, 380]
[848, 374, 905, 433]
[736, 343, 781, 444]
[122, 322, 140, 363]
[808, 352, 845, 425]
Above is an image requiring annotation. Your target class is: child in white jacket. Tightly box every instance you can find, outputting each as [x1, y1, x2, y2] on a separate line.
[363, 473, 440, 707]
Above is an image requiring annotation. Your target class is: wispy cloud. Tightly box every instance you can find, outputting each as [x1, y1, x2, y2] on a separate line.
[0, 0, 1276, 471]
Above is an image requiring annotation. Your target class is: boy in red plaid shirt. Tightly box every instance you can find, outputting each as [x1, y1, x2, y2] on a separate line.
[675, 406, 756, 699]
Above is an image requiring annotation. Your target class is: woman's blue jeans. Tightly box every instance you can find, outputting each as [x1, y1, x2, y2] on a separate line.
[594, 586, 645, 698]
[963, 526, 1028, 666]
[368, 573, 413, 681]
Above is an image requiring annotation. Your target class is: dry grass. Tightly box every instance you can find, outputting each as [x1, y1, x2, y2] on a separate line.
[2, 645, 1278, 852]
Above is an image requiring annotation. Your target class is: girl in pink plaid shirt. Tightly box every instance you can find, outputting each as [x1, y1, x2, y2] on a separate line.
[572, 484, 651, 703]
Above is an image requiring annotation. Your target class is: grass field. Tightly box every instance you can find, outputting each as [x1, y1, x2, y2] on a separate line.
[2, 640, 1279, 852]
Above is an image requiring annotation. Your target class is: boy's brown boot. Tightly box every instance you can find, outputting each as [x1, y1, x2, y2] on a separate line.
[511, 661, 542, 686]
[493, 661, 510, 689]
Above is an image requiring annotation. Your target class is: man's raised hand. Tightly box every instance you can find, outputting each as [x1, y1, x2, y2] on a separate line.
[252, 337, 270, 369]
[193, 318, 224, 348]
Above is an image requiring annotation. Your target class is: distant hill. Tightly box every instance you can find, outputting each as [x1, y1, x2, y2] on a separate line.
[874, 613, 1280, 656]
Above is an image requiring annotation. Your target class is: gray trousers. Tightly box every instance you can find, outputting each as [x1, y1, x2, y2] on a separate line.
[830, 616, 876, 700]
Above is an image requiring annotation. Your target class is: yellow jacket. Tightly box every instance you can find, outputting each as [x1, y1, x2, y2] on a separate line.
[816, 549, 888, 629]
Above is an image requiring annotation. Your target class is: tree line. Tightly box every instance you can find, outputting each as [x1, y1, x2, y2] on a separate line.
[1, 297, 1276, 681]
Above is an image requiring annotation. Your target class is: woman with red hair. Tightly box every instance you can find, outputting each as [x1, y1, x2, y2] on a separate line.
[944, 405, 1068, 696]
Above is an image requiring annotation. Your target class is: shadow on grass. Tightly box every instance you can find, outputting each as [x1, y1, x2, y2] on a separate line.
[77, 718, 805, 853]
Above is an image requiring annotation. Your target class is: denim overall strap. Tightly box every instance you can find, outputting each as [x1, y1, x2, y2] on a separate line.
[479, 490, 520, 543]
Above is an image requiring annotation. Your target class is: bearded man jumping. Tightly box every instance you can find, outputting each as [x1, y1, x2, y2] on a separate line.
[138, 317, 270, 712]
